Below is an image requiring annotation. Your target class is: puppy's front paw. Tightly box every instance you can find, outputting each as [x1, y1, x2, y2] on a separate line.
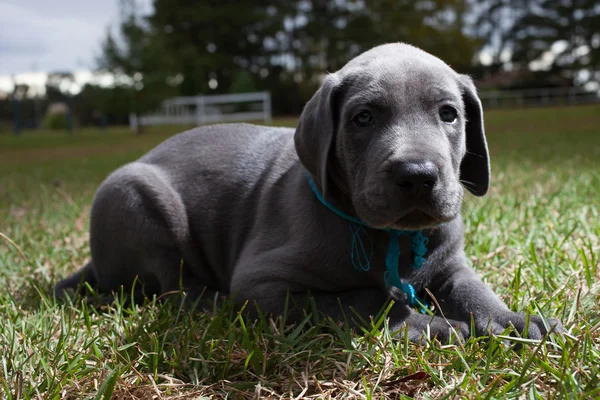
[394, 314, 470, 344]
[424, 318, 471, 344]
[479, 311, 564, 339]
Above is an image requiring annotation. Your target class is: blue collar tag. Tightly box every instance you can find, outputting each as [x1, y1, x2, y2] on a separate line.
[306, 174, 430, 313]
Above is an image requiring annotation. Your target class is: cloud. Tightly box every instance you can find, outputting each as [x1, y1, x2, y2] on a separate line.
[0, 38, 47, 55]
[0, 0, 153, 95]
[0, 0, 152, 75]
[0, 3, 100, 73]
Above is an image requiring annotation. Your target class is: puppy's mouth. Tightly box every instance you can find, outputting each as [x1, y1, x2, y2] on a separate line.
[389, 210, 444, 230]
[357, 182, 462, 230]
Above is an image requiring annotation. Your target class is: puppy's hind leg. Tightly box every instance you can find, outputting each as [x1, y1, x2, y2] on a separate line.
[54, 261, 96, 300]
[55, 161, 217, 307]
[88, 162, 191, 300]
[54, 261, 122, 305]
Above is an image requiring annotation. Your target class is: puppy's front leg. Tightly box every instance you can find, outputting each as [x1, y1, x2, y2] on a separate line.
[431, 254, 564, 339]
[236, 283, 469, 343]
[237, 285, 401, 326]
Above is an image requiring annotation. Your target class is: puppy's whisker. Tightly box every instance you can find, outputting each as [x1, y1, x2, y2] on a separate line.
[460, 197, 478, 218]
[464, 150, 485, 159]
[460, 179, 485, 193]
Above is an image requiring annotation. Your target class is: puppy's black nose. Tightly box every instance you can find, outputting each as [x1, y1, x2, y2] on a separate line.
[392, 162, 439, 195]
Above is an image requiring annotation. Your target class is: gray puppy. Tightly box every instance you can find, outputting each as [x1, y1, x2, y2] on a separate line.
[56, 43, 562, 342]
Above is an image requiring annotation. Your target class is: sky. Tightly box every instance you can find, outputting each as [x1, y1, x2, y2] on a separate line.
[0, 0, 152, 95]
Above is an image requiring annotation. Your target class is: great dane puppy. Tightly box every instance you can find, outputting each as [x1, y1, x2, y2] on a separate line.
[55, 43, 562, 342]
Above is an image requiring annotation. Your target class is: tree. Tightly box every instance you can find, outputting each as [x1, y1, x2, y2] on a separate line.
[511, 0, 600, 85]
[94, 0, 486, 119]
[75, 83, 133, 127]
[149, 0, 283, 96]
[98, 0, 177, 133]
[45, 72, 76, 103]
[473, 0, 600, 87]
[471, 0, 527, 72]
[364, 0, 481, 73]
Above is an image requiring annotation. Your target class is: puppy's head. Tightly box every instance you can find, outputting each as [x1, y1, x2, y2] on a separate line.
[295, 43, 489, 230]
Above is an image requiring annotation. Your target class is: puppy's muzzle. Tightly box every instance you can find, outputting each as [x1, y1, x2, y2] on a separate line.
[391, 161, 439, 196]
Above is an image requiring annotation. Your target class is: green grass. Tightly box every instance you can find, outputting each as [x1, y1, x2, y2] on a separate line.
[1, 106, 599, 399]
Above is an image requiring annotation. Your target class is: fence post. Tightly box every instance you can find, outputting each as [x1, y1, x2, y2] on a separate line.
[491, 92, 498, 108]
[12, 97, 21, 136]
[517, 91, 524, 107]
[263, 92, 272, 125]
[542, 89, 549, 105]
[196, 96, 205, 125]
[129, 112, 138, 131]
[568, 88, 576, 104]
[66, 98, 73, 135]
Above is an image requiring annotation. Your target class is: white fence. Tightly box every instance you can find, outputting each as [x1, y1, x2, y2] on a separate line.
[479, 86, 600, 109]
[129, 87, 598, 130]
[130, 91, 271, 130]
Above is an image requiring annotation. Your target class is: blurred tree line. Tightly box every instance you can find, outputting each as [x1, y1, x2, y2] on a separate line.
[94, 0, 483, 127]
[3, 0, 599, 131]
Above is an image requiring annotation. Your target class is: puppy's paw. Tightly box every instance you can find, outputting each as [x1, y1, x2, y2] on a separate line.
[426, 318, 471, 345]
[394, 314, 470, 345]
[479, 311, 564, 339]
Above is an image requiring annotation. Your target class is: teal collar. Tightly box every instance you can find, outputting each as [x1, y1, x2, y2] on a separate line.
[306, 174, 429, 312]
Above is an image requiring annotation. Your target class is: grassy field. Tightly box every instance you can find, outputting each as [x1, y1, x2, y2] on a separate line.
[0, 106, 599, 399]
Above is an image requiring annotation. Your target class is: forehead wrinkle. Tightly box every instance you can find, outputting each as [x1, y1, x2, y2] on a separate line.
[341, 65, 462, 113]
[342, 73, 390, 109]
[427, 85, 461, 100]
[386, 73, 462, 110]
[420, 86, 462, 109]
[345, 89, 391, 110]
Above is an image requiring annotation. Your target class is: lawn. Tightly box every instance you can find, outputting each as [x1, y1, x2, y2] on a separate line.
[0, 106, 599, 399]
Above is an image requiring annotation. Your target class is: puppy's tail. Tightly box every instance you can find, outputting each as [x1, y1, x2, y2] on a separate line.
[54, 261, 96, 300]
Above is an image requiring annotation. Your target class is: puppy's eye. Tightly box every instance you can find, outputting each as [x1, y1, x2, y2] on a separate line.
[352, 110, 374, 127]
[439, 106, 458, 123]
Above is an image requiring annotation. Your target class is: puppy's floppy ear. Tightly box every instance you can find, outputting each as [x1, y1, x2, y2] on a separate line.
[459, 75, 490, 196]
[294, 73, 341, 198]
